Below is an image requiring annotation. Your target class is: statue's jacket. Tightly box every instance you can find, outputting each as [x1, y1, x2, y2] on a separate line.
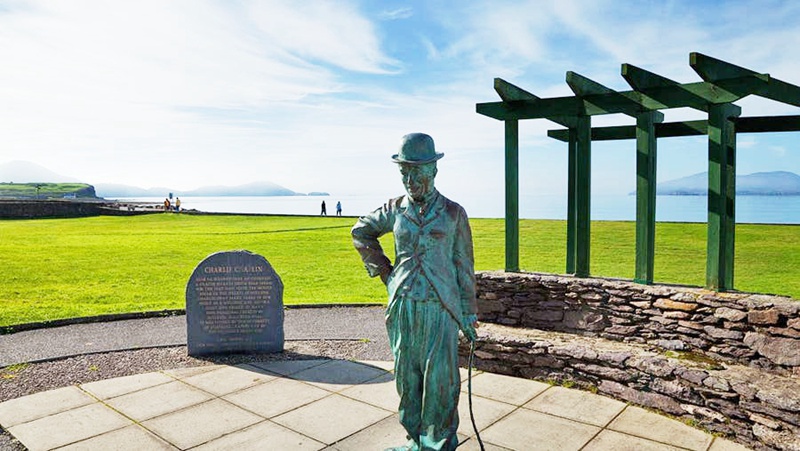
[352, 190, 477, 328]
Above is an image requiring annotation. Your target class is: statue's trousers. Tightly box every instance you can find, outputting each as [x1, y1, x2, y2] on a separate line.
[387, 295, 461, 451]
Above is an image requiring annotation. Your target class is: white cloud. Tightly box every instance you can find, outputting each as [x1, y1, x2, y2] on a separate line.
[379, 7, 413, 21]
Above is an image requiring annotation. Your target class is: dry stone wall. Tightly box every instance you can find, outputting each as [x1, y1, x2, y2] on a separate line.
[475, 271, 799, 375]
[461, 271, 800, 450]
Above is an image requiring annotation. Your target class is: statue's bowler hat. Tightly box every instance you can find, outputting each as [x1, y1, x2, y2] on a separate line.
[392, 133, 444, 165]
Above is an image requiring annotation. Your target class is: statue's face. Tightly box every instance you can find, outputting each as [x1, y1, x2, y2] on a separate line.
[400, 163, 437, 202]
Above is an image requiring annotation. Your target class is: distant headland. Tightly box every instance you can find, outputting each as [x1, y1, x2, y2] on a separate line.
[651, 171, 800, 196]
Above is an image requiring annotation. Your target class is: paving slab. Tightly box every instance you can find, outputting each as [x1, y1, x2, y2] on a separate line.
[0, 385, 95, 428]
[7, 403, 131, 451]
[141, 399, 262, 449]
[179, 363, 277, 396]
[56, 424, 175, 451]
[608, 405, 714, 451]
[456, 392, 517, 438]
[709, 436, 754, 451]
[337, 371, 399, 411]
[81, 371, 174, 400]
[271, 393, 393, 444]
[524, 385, 627, 427]
[330, 414, 408, 451]
[457, 437, 514, 451]
[223, 377, 332, 418]
[104, 380, 213, 422]
[247, 358, 328, 376]
[582, 430, 684, 451]
[464, 371, 550, 406]
[289, 359, 388, 392]
[192, 420, 326, 451]
[479, 408, 601, 451]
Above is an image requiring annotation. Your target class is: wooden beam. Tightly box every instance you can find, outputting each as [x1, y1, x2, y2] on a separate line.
[494, 78, 576, 127]
[634, 112, 659, 284]
[505, 119, 520, 272]
[706, 103, 740, 291]
[690, 52, 767, 83]
[494, 78, 537, 102]
[622, 63, 680, 90]
[567, 71, 647, 118]
[547, 115, 800, 142]
[691, 52, 800, 107]
[736, 115, 800, 133]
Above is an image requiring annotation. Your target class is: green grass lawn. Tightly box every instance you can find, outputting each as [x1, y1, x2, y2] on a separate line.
[0, 214, 798, 326]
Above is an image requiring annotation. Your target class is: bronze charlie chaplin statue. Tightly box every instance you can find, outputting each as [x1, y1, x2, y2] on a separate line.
[352, 133, 478, 450]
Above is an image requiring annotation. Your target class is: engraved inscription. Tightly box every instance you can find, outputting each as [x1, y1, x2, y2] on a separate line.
[195, 274, 272, 334]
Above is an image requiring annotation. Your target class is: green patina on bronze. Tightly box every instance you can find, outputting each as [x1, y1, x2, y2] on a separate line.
[352, 133, 478, 451]
[477, 52, 800, 292]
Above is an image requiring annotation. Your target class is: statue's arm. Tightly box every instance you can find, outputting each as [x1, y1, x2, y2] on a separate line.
[454, 206, 478, 317]
[351, 203, 394, 282]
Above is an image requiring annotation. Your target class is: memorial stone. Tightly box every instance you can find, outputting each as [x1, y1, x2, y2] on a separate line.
[186, 250, 284, 356]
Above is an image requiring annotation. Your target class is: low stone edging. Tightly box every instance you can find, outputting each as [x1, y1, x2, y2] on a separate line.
[461, 271, 800, 450]
[459, 323, 800, 451]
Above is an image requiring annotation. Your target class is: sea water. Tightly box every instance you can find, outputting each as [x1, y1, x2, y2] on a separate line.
[117, 194, 800, 224]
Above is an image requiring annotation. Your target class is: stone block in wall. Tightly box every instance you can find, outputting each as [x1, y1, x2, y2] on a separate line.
[571, 363, 635, 382]
[715, 307, 747, 322]
[747, 309, 780, 326]
[681, 404, 728, 423]
[525, 309, 563, 322]
[605, 325, 638, 335]
[744, 332, 800, 366]
[626, 355, 676, 378]
[650, 339, 686, 351]
[562, 309, 606, 331]
[598, 380, 683, 415]
[703, 326, 744, 340]
[768, 326, 800, 339]
[654, 299, 698, 312]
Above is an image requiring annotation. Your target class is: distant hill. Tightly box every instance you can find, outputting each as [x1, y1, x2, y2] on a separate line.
[1, 161, 324, 198]
[0, 182, 97, 199]
[95, 181, 304, 198]
[656, 171, 800, 195]
[0, 161, 81, 183]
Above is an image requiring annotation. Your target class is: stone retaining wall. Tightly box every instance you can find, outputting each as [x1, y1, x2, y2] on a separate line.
[0, 200, 105, 219]
[475, 271, 799, 375]
[463, 271, 800, 450]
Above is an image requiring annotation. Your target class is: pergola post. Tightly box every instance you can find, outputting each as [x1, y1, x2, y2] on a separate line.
[504, 119, 520, 272]
[566, 128, 577, 274]
[706, 103, 740, 290]
[634, 111, 659, 283]
[575, 115, 591, 277]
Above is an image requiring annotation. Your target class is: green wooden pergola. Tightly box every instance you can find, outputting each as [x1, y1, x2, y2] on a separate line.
[476, 53, 800, 291]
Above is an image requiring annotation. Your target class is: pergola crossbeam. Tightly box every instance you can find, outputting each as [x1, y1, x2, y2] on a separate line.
[692, 52, 800, 107]
[546, 115, 800, 142]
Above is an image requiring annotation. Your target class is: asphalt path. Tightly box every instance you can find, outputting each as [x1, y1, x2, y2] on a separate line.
[0, 306, 389, 367]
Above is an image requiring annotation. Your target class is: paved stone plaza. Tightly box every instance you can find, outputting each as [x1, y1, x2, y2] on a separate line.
[0, 358, 749, 450]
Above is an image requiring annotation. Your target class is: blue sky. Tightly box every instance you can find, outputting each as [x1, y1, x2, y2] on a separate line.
[1, 0, 799, 201]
